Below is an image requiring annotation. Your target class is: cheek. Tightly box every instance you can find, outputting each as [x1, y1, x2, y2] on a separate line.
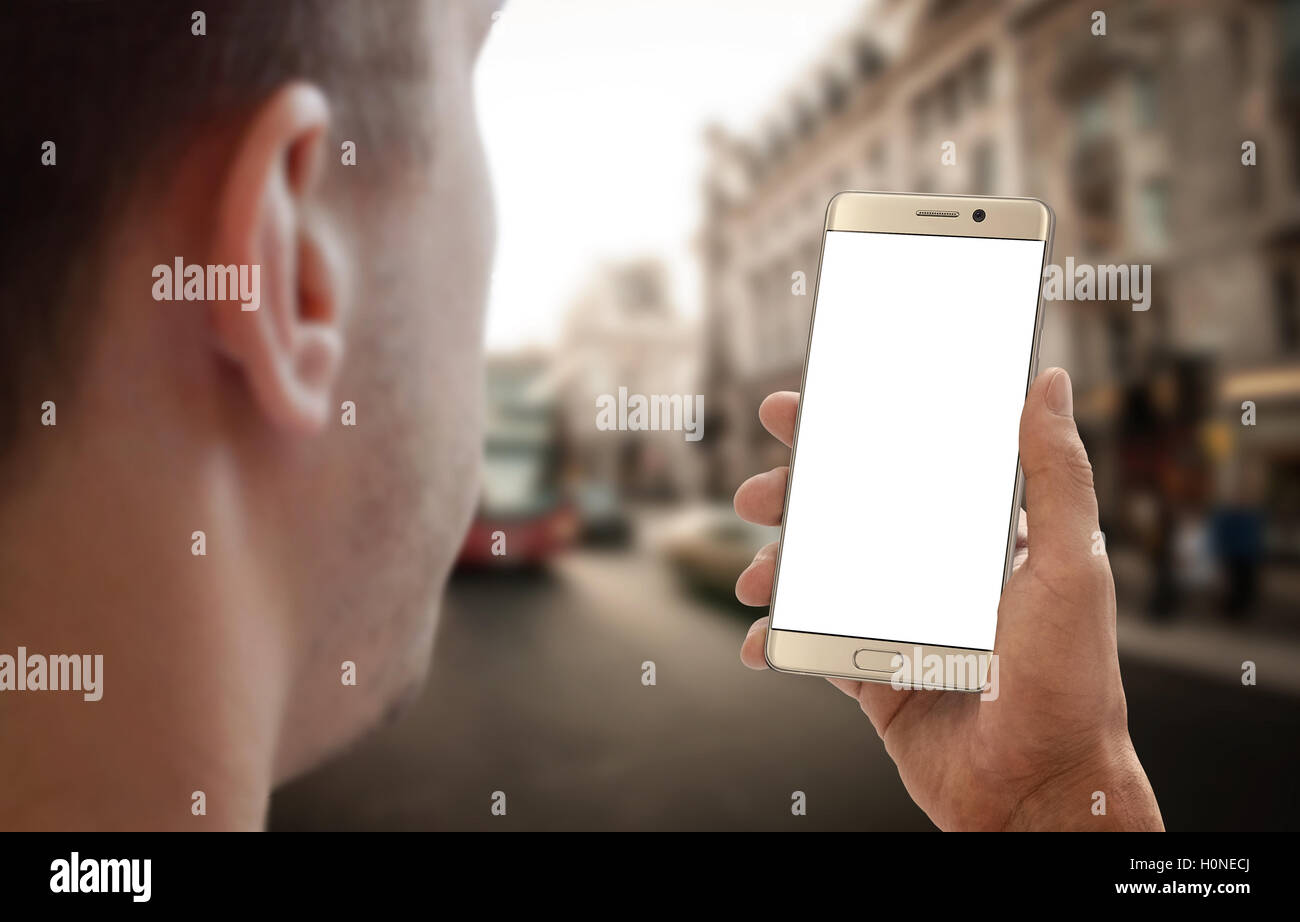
[404, 246, 485, 545]
[448, 381, 484, 540]
[419, 148, 493, 528]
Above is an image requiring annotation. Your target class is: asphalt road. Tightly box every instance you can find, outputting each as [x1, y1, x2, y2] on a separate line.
[270, 544, 1300, 831]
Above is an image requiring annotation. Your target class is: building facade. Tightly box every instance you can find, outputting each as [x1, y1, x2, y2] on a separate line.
[700, 0, 1300, 557]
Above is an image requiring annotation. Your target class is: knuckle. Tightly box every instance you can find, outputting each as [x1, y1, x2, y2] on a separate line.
[1061, 436, 1096, 494]
[1029, 546, 1114, 601]
[1080, 552, 1115, 596]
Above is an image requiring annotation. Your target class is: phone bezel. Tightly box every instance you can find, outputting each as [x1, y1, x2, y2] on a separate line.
[763, 191, 1055, 693]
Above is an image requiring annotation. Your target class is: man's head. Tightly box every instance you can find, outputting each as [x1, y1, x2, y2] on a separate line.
[1, 0, 496, 785]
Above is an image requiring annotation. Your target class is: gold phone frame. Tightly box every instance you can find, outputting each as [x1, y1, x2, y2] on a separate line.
[764, 191, 1055, 693]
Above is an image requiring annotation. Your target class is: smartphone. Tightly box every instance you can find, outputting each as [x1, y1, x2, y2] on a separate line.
[764, 191, 1054, 692]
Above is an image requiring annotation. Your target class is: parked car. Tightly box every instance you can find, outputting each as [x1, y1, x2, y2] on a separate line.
[575, 481, 633, 547]
[658, 504, 779, 605]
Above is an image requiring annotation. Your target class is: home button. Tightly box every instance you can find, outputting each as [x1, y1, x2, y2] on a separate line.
[853, 648, 899, 672]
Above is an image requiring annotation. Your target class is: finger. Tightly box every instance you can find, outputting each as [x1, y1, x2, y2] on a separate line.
[735, 541, 779, 606]
[827, 676, 861, 697]
[758, 391, 799, 448]
[734, 467, 788, 526]
[829, 677, 918, 740]
[1017, 368, 1102, 570]
[740, 617, 770, 669]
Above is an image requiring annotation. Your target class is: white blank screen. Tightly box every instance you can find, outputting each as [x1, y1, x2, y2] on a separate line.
[770, 230, 1046, 651]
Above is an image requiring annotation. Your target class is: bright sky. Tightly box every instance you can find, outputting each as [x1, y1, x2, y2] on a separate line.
[475, 0, 867, 350]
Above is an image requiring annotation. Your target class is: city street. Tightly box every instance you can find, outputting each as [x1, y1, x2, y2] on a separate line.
[270, 516, 1300, 831]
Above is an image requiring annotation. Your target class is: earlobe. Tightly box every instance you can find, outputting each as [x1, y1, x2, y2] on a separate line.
[207, 82, 344, 435]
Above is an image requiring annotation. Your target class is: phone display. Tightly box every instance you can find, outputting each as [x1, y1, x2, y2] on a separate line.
[769, 212, 1048, 663]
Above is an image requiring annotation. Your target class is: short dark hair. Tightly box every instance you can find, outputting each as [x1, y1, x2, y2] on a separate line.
[0, 0, 433, 454]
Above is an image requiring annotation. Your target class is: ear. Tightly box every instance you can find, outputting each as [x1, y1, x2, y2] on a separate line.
[209, 83, 344, 434]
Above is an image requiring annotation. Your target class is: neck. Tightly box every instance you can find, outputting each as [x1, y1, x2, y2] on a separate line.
[0, 429, 291, 830]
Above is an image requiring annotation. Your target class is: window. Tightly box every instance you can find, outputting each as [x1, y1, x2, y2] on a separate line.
[940, 73, 961, 124]
[1107, 308, 1132, 375]
[1291, 106, 1300, 186]
[767, 128, 787, 162]
[1285, 0, 1300, 79]
[794, 104, 815, 138]
[1078, 94, 1108, 140]
[911, 93, 931, 141]
[1276, 268, 1299, 352]
[855, 40, 883, 79]
[1138, 180, 1169, 251]
[867, 140, 887, 180]
[967, 50, 991, 106]
[972, 140, 996, 194]
[823, 75, 847, 113]
[1133, 71, 1158, 129]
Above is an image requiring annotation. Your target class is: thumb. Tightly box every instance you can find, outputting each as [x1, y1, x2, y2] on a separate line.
[1018, 368, 1103, 568]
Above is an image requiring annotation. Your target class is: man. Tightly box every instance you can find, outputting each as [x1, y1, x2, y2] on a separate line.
[1, 0, 1160, 831]
[1, 0, 497, 829]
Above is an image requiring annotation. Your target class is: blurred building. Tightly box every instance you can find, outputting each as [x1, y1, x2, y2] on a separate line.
[700, 0, 1300, 569]
[700, 0, 1022, 494]
[552, 259, 704, 500]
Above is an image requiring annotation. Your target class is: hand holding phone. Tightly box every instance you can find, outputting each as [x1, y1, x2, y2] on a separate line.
[735, 371, 1164, 831]
[765, 193, 1054, 687]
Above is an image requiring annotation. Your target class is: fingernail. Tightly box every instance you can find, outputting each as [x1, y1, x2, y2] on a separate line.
[1046, 369, 1073, 417]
